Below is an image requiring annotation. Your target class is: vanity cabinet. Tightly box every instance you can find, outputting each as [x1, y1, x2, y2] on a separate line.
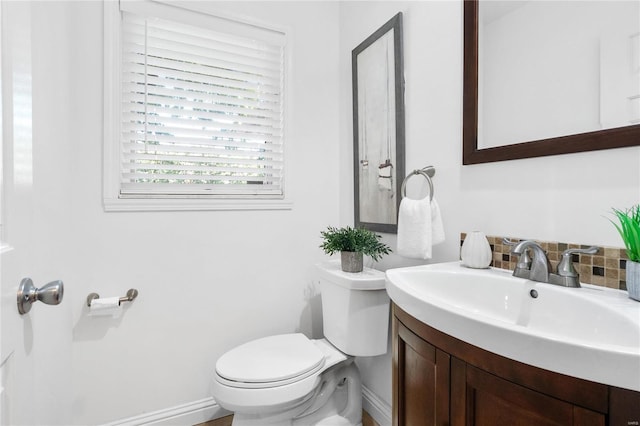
[392, 303, 640, 426]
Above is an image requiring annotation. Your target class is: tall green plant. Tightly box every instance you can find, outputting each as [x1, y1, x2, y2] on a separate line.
[611, 205, 640, 262]
[320, 226, 391, 262]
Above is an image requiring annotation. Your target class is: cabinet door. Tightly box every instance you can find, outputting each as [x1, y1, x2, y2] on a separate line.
[451, 363, 605, 426]
[393, 320, 450, 426]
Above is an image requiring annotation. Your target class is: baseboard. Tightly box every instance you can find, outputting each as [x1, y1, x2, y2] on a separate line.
[103, 397, 231, 426]
[362, 385, 392, 426]
[103, 388, 389, 426]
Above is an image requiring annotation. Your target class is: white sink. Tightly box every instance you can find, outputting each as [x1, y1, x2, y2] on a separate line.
[386, 261, 640, 391]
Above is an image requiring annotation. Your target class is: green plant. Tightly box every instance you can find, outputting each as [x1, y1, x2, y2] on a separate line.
[320, 226, 391, 262]
[611, 205, 640, 262]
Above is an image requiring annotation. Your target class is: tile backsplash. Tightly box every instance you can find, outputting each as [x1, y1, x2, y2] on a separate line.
[460, 233, 629, 290]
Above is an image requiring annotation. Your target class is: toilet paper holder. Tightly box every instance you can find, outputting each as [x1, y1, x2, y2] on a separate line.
[86, 289, 139, 307]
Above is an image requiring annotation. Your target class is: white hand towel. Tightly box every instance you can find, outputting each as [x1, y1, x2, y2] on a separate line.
[431, 198, 445, 246]
[397, 197, 445, 259]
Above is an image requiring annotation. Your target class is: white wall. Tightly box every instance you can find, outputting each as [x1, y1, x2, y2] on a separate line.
[339, 0, 640, 412]
[26, 1, 340, 424]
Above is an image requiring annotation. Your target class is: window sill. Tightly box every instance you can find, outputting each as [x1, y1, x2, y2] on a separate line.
[0, 243, 14, 254]
[103, 197, 293, 212]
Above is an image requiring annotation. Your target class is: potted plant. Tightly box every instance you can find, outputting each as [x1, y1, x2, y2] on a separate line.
[320, 226, 391, 273]
[611, 205, 640, 301]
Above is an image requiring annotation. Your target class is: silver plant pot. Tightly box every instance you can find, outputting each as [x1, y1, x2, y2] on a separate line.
[341, 251, 363, 273]
[627, 260, 640, 302]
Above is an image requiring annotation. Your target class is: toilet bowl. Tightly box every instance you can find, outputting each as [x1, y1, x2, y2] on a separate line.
[211, 261, 389, 426]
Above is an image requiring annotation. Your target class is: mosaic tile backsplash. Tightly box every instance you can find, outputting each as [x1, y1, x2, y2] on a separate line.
[460, 233, 629, 291]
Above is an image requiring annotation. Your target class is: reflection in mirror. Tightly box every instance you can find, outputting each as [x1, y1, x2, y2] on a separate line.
[480, 1, 639, 149]
[353, 13, 405, 233]
[463, 0, 640, 165]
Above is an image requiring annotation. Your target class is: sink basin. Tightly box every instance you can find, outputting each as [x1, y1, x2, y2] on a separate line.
[386, 261, 640, 391]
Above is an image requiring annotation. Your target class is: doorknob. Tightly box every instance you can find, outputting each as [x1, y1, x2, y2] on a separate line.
[17, 278, 64, 315]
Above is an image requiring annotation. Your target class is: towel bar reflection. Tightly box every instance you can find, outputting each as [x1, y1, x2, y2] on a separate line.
[86, 289, 139, 307]
[401, 166, 436, 200]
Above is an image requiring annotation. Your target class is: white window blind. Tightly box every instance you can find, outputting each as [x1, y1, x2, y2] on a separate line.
[118, 5, 285, 199]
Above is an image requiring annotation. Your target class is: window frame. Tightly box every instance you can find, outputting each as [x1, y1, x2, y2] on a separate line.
[103, 0, 292, 212]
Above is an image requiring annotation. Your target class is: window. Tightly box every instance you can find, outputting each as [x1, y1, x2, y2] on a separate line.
[104, 1, 289, 211]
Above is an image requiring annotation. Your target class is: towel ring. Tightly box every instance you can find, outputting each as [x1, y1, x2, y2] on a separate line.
[401, 167, 435, 201]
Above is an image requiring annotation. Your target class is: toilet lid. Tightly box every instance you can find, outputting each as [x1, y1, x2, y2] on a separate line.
[215, 333, 326, 386]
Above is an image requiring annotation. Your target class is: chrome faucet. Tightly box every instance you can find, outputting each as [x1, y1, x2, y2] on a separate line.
[511, 240, 552, 282]
[509, 239, 599, 288]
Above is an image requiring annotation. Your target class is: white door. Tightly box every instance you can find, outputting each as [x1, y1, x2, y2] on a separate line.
[1, 2, 71, 424]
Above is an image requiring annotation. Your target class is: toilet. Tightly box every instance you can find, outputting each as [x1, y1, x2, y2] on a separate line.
[211, 260, 389, 426]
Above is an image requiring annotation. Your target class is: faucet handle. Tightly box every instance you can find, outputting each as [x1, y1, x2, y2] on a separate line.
[504, 238, 531, 269]
[557, 246, 599, 277]
[502, 238, 518, 246]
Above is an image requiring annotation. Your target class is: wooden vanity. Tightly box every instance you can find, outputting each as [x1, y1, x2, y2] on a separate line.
[392, 303, 640, 425]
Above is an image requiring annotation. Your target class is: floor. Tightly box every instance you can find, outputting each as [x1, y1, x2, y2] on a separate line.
[362, 410, 381, 426]
[196, 416, 232, 426]
[195, 410, 380, 426]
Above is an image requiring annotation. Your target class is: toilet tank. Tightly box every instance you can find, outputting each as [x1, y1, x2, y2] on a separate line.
[315, 260, 389, 356]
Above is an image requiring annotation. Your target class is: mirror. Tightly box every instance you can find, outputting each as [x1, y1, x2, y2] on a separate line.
[353, 12, 405, 233]
[463, 0, 640, 164]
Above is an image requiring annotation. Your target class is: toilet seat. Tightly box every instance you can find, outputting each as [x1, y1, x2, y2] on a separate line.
[215, 334, 326, 389]
[212, 335, 349, 413]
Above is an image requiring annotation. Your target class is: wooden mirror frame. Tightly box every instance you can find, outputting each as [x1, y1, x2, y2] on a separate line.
[463, 0, 640, 165]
